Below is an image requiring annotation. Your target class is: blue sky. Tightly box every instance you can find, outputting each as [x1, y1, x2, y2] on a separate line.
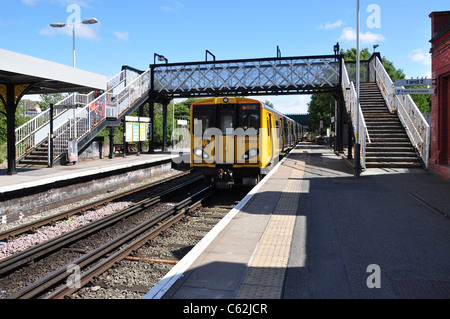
[1, 0, 448, 114]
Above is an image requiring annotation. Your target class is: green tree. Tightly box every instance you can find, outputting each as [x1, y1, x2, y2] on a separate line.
[38, 93, 64, 111]
[381, 58, 405, 82]
[409, 86, 431, 113]
[0, 100, 31, 143]
[263, 100, 275, 108]
[307, 94, 335, 134]
[341, 47, 371, 61]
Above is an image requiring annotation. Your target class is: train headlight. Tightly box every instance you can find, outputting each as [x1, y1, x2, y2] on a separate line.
[249, 148, 258, 158]
[242, 148, 259, 161]
[194, 148, 210, 160]
[194, 148, 203, 157]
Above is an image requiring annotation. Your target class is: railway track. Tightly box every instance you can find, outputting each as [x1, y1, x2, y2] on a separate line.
[0, 168, 250, 299]
[0, 170, 193, 242]
[71, 187, 248, 299]
[0, 172, 208, 298]
[13, 186, 213, 299]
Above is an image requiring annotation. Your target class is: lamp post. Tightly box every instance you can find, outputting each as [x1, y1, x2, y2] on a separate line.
[50, 17, 98, 163]
[333, 42, 340, 60]
[50, 17, 98, 68]
[373, 44, 379, 53]
[355, 0, 361, 177]
[154, 53, 168, 64]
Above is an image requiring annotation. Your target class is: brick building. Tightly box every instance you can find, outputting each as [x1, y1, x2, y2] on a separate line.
[429, 11, 450, 180]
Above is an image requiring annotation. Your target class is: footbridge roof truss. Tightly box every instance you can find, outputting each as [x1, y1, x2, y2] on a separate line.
[150, 55, 342, 99]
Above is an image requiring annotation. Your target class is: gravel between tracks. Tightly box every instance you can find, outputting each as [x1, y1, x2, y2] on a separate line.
[70, 209, 231, 299]
[0, 201, 132, 260]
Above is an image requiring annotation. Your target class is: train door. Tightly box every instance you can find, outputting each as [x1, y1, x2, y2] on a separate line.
[217, 104, 235, 164]
[282, 118, 289, 150]
[192, 106, 214, 164]
[275, 117, 282, 154]
[266, 113, 273, 164]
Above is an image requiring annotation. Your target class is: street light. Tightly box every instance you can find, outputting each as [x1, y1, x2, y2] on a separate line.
[355, 0, 361, 177]
[50, 17, 98, 68]
[154, 53, 168, 64]
[333, 42, 340, 55]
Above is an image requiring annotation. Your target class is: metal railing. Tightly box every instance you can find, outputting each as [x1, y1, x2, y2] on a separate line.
[14, 93, 95, 161]
[342, 59, 370, 169]
[152, 55, 341, 97]
[14, 70, 127, 163]
[371, 57, 430, 168]
[19, 70, 127, 160]
[52, 69, 150, 161]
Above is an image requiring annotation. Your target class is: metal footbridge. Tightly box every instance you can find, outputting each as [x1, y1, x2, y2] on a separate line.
[15, 52, 430, 171]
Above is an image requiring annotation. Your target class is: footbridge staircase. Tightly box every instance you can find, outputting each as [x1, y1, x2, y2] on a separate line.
[15, 52, 430, 171]
[15, 66, 151, 166]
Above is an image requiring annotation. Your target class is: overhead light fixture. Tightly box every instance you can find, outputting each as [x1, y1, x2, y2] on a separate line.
[154, 53, 168, 64]
[50, 17, 99, 68]
[50, 22, 66, 28]
[82, 18, 98, 25]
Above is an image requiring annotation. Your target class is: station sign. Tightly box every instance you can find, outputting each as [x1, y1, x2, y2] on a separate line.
[395, 88, 434, 95]
[395, 78, 432, 86]
[125, 116, 151, 142]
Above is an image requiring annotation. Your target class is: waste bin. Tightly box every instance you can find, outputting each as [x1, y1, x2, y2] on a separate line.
[67, 139, 78, 164]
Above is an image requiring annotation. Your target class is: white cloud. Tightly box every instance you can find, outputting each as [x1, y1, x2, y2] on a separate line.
[160, 0, 183, 13]
[39, 23, 100, 41]
[22, 0, 93, 7]
[408, 48, 431, 66]
[318, 20, 345, 30]
[160, 6, 173, 12]
[21, 0, 38, 5]
[113, 31, 129, 41]
[338, 26, 385, 44]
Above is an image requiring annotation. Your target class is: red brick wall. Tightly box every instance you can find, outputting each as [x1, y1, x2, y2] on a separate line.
[429, 11, 450, 180]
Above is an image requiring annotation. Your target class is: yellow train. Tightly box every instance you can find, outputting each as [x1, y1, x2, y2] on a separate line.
[190, 97, 302, 188]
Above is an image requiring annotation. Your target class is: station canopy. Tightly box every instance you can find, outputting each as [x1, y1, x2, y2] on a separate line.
[0, 48, 107, 95]
[0, 48, 107, 175]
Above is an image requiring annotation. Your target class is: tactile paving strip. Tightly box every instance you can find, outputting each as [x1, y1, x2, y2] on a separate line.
[235, 153, 305, 299]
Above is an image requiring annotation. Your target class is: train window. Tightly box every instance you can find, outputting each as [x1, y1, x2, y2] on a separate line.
[238, 104, 260, 132]
[192, 107, 213, 135]
[217, 106, 235, 135]
[221, 114, 234, 135]
[283, 119, 288, 137]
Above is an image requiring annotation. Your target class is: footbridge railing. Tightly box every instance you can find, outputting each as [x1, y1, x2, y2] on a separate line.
[371, 56, 430, 168]
[151, 55, 342, 98]
[14, 70, 127, 162]
[52, 67, 150, 161]
[341, 59, 370, 169]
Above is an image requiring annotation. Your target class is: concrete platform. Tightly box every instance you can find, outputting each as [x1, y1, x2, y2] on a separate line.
[0, 152, 184, 227]
[145, 143, 450, 299]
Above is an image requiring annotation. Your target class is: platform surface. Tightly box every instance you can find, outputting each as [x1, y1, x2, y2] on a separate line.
[146, 143, 450, 299]
[0, 151, 179, 194]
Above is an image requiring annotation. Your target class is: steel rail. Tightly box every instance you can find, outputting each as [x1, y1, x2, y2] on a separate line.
[0, 175, 203, 276]
[0, 170, 193, 241]
[47, 193, 211, 299]
[7, 186, 212, 299]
